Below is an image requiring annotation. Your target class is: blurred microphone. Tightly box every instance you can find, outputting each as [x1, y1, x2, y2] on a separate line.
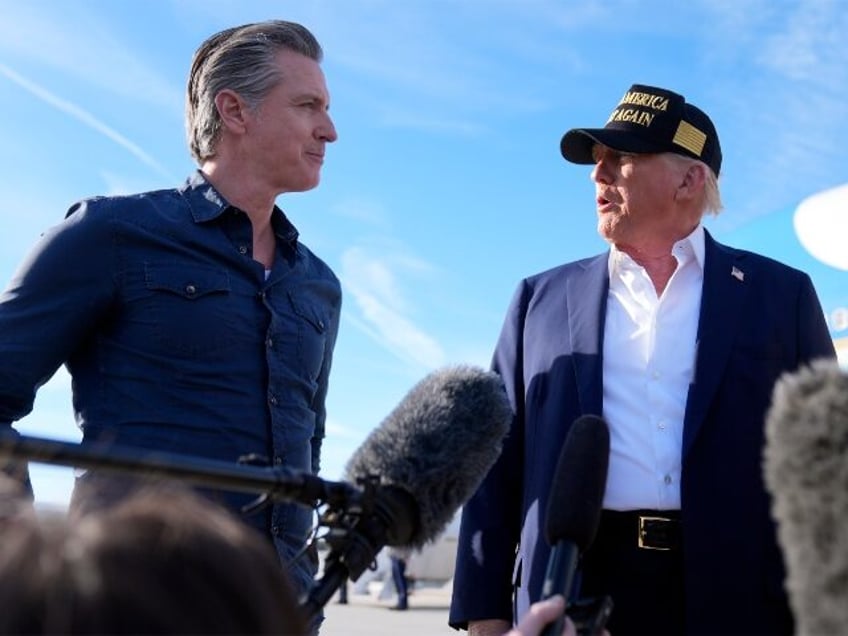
[539, 414, 610, 636]
[306, 364, 513, 613]
[764, 358, 848, 636]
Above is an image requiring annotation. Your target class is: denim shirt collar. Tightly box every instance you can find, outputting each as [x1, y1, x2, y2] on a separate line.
[180, 170, 300, 250]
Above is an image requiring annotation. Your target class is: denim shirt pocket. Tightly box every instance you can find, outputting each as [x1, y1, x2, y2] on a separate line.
[287, 290, 329, 382]
[144, 263, 236, 356]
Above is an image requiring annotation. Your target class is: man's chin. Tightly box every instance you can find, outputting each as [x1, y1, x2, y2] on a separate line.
[281, 176, 321, 195]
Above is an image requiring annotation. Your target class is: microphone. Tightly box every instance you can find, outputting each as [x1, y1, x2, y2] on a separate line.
[344, 364, 513, 548]
[0, 364, 514, 618]
[539, 414, 610, 636]
[305, 364, 513, 614]
[764, 358, 848, 636]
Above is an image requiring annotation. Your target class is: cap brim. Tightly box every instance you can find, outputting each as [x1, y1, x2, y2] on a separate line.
[560, 128, 668, 164]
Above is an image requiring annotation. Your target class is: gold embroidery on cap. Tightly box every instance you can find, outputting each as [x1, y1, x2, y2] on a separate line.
[618, 91, 669, 111]
[673, 121, 707, 156]
[606, 91, 670, 128]
[607, 108, 655, 127]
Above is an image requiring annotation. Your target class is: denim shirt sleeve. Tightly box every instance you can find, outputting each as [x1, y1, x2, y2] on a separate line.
[0, 199, 115, 424]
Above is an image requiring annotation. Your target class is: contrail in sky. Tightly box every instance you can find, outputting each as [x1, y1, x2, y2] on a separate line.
[0, 62, 174, 181]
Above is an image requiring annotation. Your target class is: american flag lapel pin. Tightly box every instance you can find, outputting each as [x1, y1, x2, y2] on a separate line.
[731, 266, 744, 282]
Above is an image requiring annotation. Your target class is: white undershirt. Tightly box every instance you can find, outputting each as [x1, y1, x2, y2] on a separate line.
[601, 224, 704, 510]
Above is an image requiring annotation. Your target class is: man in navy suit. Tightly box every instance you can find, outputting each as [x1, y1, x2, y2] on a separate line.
[449, 84, 836, 635]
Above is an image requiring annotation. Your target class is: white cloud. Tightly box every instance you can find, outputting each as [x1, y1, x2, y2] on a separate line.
[692, 0, 848, 223]
[755, 0, 848, 82]
[0, 2, 182, 112]
[340, 245, 445, 370]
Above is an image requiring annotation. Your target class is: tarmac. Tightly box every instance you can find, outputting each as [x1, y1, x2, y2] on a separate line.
[320, 581, 457, 635]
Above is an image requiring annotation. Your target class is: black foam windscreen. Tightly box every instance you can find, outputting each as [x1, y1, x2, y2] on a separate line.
[345, 365, 512, 548]
[764, 358, 848, 636]
[544, 414, 610, 550]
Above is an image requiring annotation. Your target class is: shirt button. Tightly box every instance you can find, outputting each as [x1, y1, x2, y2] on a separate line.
[658, 421, 666, 430]
[185, 284, 197, 296]
[664, 474, 672, 485]
[238, 245, 248, 255]
[266, 338, 274, 349]
[274, 456, 283, 465]
[269, 394, 278, 406]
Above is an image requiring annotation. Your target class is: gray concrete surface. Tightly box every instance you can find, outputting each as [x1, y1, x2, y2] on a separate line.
[321, 583, 457, 635]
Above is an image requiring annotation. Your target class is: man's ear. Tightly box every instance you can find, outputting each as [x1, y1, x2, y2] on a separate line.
[215, 89, 249, 134]
[676, 162, 707, 202]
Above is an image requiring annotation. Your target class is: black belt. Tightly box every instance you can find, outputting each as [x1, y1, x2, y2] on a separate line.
[598, 510, 682, 551]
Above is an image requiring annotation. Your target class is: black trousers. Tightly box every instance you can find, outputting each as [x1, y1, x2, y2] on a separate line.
[578, 510, 685, 636]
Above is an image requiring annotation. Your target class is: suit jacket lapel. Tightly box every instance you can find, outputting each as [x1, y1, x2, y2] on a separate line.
[567, 253, 609, 416]
[682, 230, 748, 457]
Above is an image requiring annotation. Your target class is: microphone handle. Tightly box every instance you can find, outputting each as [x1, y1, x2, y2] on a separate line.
[302, 559, 348, 622]
[539, 541, 579, 636]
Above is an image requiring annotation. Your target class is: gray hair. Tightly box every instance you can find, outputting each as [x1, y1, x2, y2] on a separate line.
[186, 20, 323, 163]
[665, 153, 724, 216]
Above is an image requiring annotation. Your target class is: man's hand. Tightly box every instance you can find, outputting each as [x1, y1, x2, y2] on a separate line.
[504, 595, 575, 636]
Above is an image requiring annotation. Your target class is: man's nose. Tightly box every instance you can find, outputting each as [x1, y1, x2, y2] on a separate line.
[317, 111, 337, 143]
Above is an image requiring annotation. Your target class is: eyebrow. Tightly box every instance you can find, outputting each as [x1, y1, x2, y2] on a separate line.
[292, 92, 330, 109]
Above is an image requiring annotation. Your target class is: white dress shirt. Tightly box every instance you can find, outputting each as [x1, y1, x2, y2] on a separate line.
[601, 224, 705, 510]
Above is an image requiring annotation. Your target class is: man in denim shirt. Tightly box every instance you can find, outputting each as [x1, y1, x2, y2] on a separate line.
[0, 20, 341, 605]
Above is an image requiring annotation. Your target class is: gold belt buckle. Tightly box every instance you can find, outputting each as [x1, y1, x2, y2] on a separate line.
[638, 515, 672, 551]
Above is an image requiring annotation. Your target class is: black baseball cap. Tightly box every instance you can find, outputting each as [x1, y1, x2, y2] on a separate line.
[560, 84, 722, 176]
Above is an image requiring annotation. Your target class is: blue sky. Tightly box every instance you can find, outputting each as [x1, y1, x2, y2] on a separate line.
[1, 0, 846, 508]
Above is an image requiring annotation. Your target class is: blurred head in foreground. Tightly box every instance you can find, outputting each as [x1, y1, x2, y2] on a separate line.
[0, 480, 307, 635]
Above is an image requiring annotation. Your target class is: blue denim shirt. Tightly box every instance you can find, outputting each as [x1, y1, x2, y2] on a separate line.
[0, 171, 341, 595]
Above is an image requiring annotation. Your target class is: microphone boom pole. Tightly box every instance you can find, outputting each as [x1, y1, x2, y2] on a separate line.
[0, 431, 358, 510]
[1, 364, 514, 623]
[0, 431, 406, 622]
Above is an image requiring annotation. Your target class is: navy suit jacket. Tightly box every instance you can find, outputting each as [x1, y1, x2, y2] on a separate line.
[450, 230, 836, 634]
